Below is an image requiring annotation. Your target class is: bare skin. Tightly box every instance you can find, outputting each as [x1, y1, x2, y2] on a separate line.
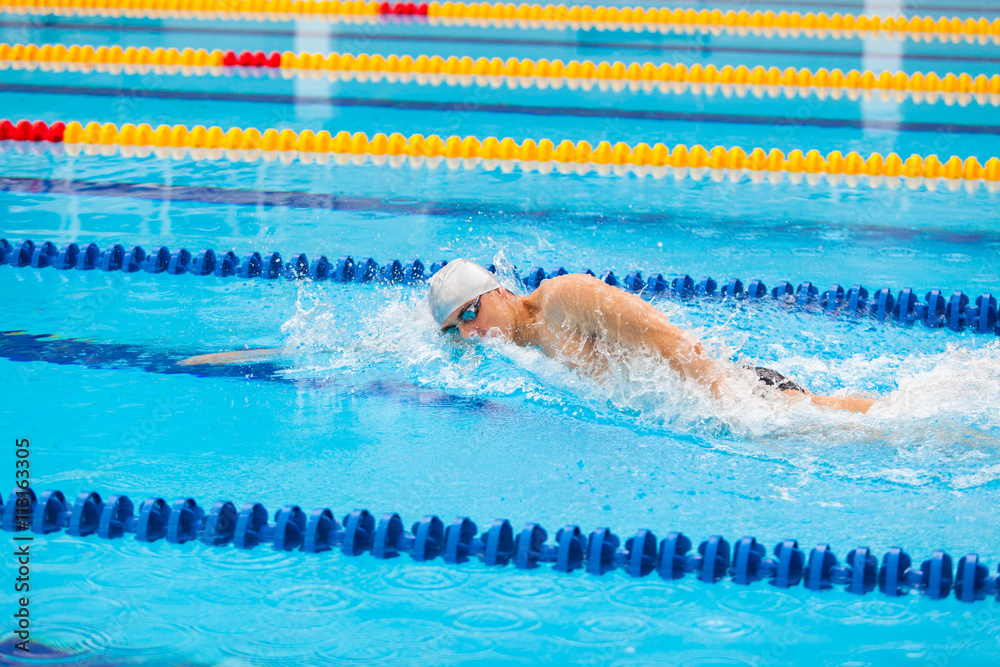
[180, 273, 877, 414]
[438, 275, 875, 414]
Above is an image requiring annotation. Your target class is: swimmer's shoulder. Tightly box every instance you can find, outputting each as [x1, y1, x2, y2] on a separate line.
[525, 273, 615, 324]
[534, 272, 607, 296]
[526, 273, 603, 306]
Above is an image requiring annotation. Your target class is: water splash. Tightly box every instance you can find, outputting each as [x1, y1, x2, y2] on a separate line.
[489, 244, 526, 296]
[277, 282, 1000, 488]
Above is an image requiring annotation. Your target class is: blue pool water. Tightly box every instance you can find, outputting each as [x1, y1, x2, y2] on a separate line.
[2, 2, 1000, 665]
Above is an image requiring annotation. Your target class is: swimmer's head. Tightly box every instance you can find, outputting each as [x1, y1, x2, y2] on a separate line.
[428, 259, 501, 329]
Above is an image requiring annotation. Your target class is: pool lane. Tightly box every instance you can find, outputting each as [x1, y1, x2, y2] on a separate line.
[2, 79, 998, 163]
[4, 16, 1000, 76]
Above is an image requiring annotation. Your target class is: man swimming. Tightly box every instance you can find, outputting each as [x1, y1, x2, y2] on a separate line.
[427, 259, 876, 414]
[180, 258, 875, 414]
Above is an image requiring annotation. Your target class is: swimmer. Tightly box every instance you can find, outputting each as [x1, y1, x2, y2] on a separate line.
[427, 260, 876, 414]
[179, 259, 876, 414]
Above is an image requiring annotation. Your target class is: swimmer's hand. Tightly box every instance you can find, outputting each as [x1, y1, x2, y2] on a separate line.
[177, 348, 283, 366]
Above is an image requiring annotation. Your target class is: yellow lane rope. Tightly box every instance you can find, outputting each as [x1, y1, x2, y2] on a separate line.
[4, 119, 998, 193]
[2, 1, 1000, 43]
[3, 42, 999, 107]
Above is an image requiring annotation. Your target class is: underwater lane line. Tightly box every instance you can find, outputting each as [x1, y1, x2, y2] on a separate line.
[0, 330, 286, 382]
[3, 21, 1000, 64]
[4, 83, 1000, 135]
[0, 330, 496, 409]
[2, 177, 996, 247]
[0, 175, 486, 215]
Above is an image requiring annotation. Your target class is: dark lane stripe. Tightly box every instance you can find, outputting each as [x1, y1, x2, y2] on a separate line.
[1, 19, 998, 64]
[0, 330, 496, 408]
[1, 176, 992, 247]
[3, 82, 999, 135]
[0, 175, 509, 217]
[0, 330, 287, 381]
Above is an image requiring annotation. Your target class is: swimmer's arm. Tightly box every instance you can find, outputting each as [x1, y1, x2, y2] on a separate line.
[783, 388, 876, 414]
[541, 275, 725, 394]
[177, 348, 284, 366]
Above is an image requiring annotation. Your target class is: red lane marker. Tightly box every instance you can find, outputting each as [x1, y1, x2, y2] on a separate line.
[0, 120, 14, 140]
[223, 50, 238, 66]
[238, 50, 254, 66]
[46, 122, 65, 142]
[253, 51, 267, 67]
[30, 121, 49, 141]
[379, 1, 391, 13]
[14, 120, 32, 141]
[267, 51, 281, 68]
[417, 2, 427, 14]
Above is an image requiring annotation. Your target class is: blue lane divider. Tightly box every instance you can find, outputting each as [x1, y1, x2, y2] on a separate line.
[3, 238, 998, 335]
[1, 487, 997, 603]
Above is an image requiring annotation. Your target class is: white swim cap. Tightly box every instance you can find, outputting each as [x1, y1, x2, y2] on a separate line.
[428, 259, 501, 326]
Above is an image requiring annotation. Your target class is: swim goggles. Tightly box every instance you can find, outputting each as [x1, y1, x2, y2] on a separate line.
[460, 295, 482, 322]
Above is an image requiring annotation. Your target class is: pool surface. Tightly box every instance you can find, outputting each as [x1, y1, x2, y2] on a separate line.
[2, 1, 1000, 665]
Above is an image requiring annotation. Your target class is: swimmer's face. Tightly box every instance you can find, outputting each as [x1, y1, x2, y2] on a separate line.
[440, 288, 506, 339]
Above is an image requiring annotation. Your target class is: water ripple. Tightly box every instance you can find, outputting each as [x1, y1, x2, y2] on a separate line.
[263, 582, 364, 614]
[207, 547, 302, 574]
[663, 608, 765, 641]
[449, 604, 542, 634]
[37, 535, 116, 567]
[318, 618, 496, 664]
[3, 624, 108, 665]
[221, 628, 338, 664]
[484, 574, 563, 601]
[604, 581, 695, 612]
[81, 621, 196, 659]
[626, 650, 763, 666]
[86, 566, 160, 592]
[805, 598, 918, 626]
[561, 612, 656, 649]
[379, 563, 470, 592]
[717, 588, 803, 615]
[34, 591, 129, 624]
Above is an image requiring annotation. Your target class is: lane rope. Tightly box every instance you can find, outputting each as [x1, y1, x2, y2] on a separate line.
[2, 1, 1000, 44]
[2, 486, 997, 603]
[2, 238, 998, 335]
[2, 118, 999, 193]
[3, 42, 999, 107]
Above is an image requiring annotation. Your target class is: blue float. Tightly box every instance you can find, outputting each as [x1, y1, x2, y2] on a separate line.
[308, 255, 331, 281]
[167, 248, 191, 275]
[284, 253, 309, 280]
[624, 271, 644, 293]
[804, 543, 838, 591]
[53, 243, 80, 270]
[522, 267, 545, 290]
[30, 241, 58, 269]
[215, 251, 239, 278]
[354, 258, 378, 284]
[380, 259, 404, 284]
[67, 491, 102, 537]
[99, 244, 125, 272]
